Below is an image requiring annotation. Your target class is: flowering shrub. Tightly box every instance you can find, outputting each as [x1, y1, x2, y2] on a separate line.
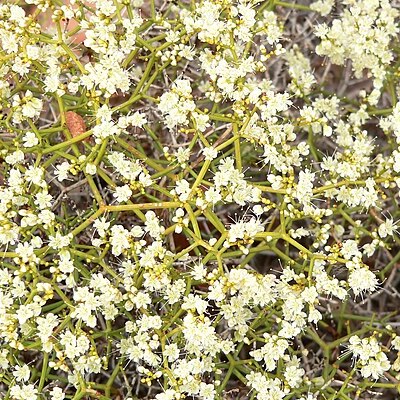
[1, 0, 400, 399]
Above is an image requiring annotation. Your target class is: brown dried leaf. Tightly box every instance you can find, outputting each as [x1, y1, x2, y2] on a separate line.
[65, 111, 86, 138]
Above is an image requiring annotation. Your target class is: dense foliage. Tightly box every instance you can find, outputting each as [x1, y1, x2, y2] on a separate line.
[1, 0, 400, 399]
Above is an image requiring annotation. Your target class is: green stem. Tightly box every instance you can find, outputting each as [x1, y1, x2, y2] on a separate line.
[273, 1, 312, 11]
[38, 352, 49, 392]
[42, 130, 92, 154]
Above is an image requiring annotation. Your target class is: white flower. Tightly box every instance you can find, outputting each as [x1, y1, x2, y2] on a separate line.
[35, 191, 52, 208]
[250, 334, 289, 371]
[310, 0, 334, 16]
[155, 390, 179, 400]
[284, 358, 304, 388]
[129, 111, 147, 128]
[5, 150, 24, 165]
[114, 185, 132, 203]
[224, 217, 264, 253]
[202, 147, 218, 161]
[348, 266, 379, 297]
[94, 217, 110, 238]
[191, 262, 207, 280]
[10, 384, 38, 400]
[49, 232, 73, 250]
[21, 90, 43, 119]
[144, 211, 165, 239]
[22, 131, 39, 147]
[158, 79, 196, 130]
[192, 111, 210, 132]
[163, 343, 180, 362]
[0, 349, 9, 369]
[348, 335, 391, 379]
[175, 147, 191, 166]
[182, 293, 208, 315]
[24, 166, 44, 186]
[54, 162, 71, 182]
[378, 218, 397, 238]
[110, 225, 131, 256]
[172, 208, 189, 233]
[360, 351, 390, 379]
[199, 383, 216, 400]
[341, 239, 362, 260]
[12, 364, 30, 382]
[315, 0, 398, 91]
[15, 242, 36, 263]
[85, 163, 97, 175]
[50, 387, 65, 400]
[93, 120, 121, 142]
[173, 179, 191, 202]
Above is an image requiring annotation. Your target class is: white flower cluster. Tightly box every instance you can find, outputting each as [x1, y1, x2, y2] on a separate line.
[108, 151, 152, 191]
[315, 0, 399, 102]
[348, 335, 391, 379]
[224, 217, 264, 254]
[199, 157, 261, 208]
[11, 90, 42, 123]
[158, 79, 209, 132]
[285, 45, 316, 96]
[1, 0, 400, 399]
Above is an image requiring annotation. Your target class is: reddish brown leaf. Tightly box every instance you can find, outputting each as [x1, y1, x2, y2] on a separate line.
[65, 111, 86, 138]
